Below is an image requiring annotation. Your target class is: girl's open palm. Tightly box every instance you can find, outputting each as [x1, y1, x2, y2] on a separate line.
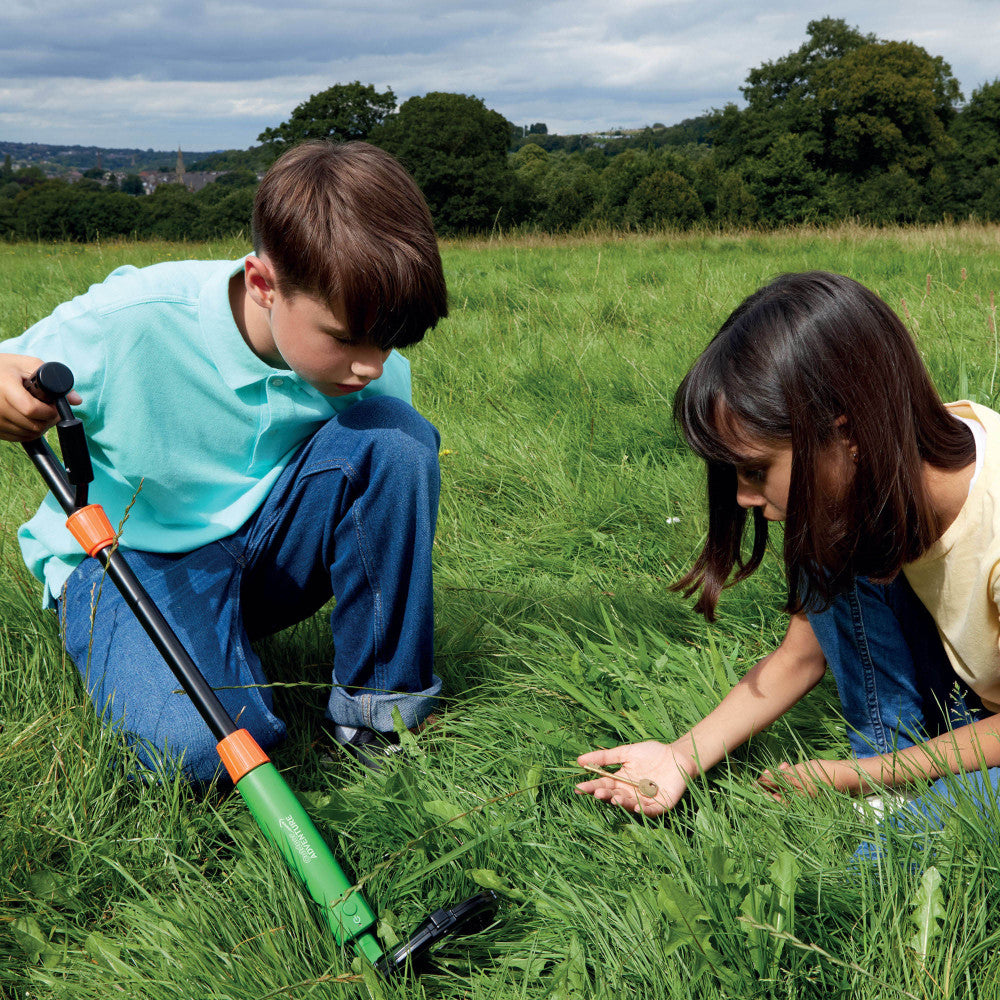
[575, 741, 694, 816]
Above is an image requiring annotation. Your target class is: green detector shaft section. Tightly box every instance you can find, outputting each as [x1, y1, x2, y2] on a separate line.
[235, 762, 384, 966]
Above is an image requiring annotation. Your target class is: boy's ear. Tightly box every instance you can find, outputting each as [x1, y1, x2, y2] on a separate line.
[244, 255, 277, 310]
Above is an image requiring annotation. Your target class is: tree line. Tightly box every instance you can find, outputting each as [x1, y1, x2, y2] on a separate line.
[3, 18, 999, 241]
[0, 161, 259, 242]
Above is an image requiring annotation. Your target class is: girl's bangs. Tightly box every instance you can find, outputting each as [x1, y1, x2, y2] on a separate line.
[676, 378, 749, 468]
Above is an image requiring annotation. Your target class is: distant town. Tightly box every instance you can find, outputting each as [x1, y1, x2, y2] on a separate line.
[1, 140, 219, 173]
[0, 140, 271, 196]
[0, 128, 649, 194]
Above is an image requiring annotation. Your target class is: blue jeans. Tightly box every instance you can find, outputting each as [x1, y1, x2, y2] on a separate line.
[808, 575, 1000, 858]
[58, 396, 442, 782]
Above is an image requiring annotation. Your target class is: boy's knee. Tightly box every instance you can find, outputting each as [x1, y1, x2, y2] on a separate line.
[335, 397, 440, 474]
[90, 674, 281, 785]
[347, 395, 438, 443]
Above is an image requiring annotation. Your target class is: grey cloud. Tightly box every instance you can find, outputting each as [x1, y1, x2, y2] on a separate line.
[2, 0, 998, 149]
[0, 1, 535, 81]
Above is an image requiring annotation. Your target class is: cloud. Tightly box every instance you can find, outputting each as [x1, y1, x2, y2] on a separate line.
[1, 0, 998, 149]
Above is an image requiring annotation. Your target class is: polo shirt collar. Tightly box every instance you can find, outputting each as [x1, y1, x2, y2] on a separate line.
[199, 257, 300, 391]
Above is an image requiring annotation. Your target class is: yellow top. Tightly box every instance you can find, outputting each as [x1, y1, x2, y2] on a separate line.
[904, 400, 1000, 713]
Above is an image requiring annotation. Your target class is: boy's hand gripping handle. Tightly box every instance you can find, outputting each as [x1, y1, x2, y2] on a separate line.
[22, 361, 94, 500]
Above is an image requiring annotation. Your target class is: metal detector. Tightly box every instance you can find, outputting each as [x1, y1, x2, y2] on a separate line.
[19, 361, 498, 977]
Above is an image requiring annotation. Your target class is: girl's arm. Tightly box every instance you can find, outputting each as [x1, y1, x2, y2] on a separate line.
[760, 712, 1000, 798]
[576, 613, 828, 815]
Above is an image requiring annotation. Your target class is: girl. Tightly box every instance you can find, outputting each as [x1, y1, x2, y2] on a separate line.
[575, 271, 1000, 841]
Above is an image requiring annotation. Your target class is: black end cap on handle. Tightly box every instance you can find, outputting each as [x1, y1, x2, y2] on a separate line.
[25, 361, 74, 404]
[375, 891, 500, 978]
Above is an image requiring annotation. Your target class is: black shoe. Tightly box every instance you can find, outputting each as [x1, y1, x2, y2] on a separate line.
[322, 721, 404, 772]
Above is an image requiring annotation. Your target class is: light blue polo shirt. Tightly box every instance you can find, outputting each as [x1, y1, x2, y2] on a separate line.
[0, 257, 411, 606]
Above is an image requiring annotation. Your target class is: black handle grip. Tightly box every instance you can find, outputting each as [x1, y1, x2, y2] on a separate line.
[24, 363, 93, 496]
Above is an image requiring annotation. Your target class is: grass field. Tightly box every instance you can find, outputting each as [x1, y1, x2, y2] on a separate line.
[2, 225, 1000, 998]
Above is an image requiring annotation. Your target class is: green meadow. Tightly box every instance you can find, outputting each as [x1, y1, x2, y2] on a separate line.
[2, 226, 1000, 998]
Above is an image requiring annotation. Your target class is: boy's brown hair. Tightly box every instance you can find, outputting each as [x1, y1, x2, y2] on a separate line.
[252, 141, 447, 350]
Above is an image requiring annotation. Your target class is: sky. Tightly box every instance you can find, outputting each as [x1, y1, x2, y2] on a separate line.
[2, 0, 999, 153]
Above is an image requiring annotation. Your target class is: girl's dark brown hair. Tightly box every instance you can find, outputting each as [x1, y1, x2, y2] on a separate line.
[672, 271, 974, 621]
[252, 141, 447, 350]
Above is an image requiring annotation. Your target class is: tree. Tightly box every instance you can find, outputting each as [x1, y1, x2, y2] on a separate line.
[725, 19, 960, 179]
[0, 197, 14, 237]
[512, 147, 601, 231]
[12, 181, 77, 239]
[369, 92, 517, 234]
[743, 17, 874, 108]
[830, 165, 923, 223]
[946, 79, 1000, 217]
[67, 190, 141, 240]
[715, 170, 758, 227]
[711, 18, 962, 224]
[714, 17, 875, 168]
[593, 150, 659, 225]
[187, 148, 270, 172]
[120, 174, 145, 196]
[511, 143, 550, 221]
[691, 156, 720, 218]
[214, 169, 259, 188]
[623, 170, 704, 229]
[813, 40, 960, 179]
[745, 132, 829, 223]
[197, 187, 256, 239]
[258, 82, 396, 158]
[138, 184, 202, 240]
[13, 166, 45, 189]
[538, 160, 599, 231]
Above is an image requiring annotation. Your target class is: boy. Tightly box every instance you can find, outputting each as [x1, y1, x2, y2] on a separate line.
[0, 141, 447, 781]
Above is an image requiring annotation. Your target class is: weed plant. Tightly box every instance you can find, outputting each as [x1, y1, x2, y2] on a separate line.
[1, 226, 999, 998]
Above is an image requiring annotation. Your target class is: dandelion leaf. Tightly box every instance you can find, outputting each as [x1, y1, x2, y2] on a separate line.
[468, 867, 524, 899]
[84, 931, 131, 976]
[422, 798, 473, 831]
[12, 917, 48, 964]
[657, 876, 737, 986]
[910, 865, 945, 959]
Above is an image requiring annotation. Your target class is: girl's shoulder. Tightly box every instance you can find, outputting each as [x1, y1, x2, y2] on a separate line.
[945, 400, 1000, 432]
